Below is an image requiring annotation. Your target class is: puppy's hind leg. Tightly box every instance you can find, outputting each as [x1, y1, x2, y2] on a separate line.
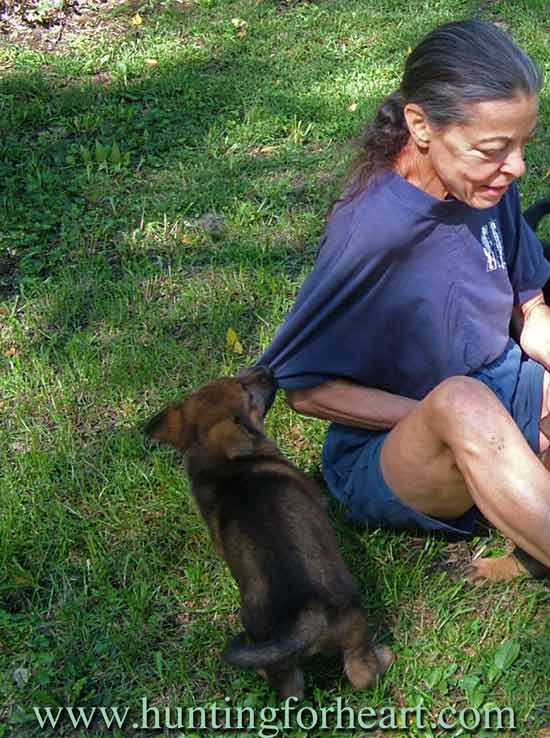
[264, 664, 305, 700]
[339, 609, 394, 689]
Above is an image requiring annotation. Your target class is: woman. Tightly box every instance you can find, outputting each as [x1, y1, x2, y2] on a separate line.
[260, 19, 550, 581]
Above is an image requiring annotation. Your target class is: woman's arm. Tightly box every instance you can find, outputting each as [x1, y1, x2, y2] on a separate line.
[512, 291, 550, 369]
[285, 379, 418, 430]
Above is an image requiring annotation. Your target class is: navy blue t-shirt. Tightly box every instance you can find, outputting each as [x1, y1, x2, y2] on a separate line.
[260, 172, 550, 400]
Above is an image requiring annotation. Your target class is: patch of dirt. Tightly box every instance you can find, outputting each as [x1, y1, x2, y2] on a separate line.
[1, 0, 142, 52]
[1, 0, 78, 29]
[431, 540, 473, 580]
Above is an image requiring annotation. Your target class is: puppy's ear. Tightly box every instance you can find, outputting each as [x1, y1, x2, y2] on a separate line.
[207, 419, 254, 459]
[144, 403, 192, 452]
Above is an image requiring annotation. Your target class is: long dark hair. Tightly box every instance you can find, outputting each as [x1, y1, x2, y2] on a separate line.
[344, 19, 543, 200]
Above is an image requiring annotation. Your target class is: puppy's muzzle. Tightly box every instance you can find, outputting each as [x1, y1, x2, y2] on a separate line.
[237, 365, 277, 415]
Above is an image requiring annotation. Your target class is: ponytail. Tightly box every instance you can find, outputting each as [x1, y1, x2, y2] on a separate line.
[346, 90, 410, 198]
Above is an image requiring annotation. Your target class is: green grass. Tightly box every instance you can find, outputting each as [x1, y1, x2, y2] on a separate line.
[1, 0, 549, 736]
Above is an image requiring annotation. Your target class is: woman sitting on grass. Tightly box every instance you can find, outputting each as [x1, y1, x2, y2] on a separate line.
[260, 19, 550, 581]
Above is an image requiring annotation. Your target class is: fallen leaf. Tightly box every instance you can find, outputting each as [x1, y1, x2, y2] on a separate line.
[348, 102, 358, 112]
[145, 58, 158, 66]
[252, 145, 278, 156]
[226, 327, 243, 354]
[131, 12, 143, 25]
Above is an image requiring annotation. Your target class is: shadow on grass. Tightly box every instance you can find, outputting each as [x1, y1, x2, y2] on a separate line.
[0, 16, 357, 285]
[0, 15, 367, 402]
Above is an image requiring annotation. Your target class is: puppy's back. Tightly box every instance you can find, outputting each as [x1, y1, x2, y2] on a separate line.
[193, 455, 360, 621]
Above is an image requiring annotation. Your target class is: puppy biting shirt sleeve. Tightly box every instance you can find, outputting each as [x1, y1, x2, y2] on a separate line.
[259, 173, 550, 400]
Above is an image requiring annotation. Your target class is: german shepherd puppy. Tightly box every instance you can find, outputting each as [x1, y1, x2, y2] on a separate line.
[524, 198, 550, 302]
[145, 366, 393, 698]
[523, 198, 550, 245]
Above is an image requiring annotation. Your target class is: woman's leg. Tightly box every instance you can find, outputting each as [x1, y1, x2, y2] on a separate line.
[379, 376, 550, 574]
[539, 370, 550, 452]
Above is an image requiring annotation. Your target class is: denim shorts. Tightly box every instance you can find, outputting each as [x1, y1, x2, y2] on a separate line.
[322, 340, 545, 536]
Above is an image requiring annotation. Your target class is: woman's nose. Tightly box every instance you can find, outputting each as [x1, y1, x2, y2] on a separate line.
[500, 146, 526, 179]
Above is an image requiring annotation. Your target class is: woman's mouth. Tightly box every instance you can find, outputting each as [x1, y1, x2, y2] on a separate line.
[479, 184, 509, 200]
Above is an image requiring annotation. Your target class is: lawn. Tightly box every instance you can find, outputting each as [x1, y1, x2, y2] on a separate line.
[0, 0, 549, 736]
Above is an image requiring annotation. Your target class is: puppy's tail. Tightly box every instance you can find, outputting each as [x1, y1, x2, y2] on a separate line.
[223, 633, 305, 669]
[223, 607, 327, 670]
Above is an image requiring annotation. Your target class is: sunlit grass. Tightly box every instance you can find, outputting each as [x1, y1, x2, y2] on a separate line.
[1, 0, 549, 735]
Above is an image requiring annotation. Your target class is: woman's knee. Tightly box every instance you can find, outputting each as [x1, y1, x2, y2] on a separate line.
[426, 375, 501, 430]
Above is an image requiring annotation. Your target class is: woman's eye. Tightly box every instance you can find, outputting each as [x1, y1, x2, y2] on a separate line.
[478, 148, 504, 157]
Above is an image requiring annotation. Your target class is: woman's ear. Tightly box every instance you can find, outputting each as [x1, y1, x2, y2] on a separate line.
[403, 103, 433, 150]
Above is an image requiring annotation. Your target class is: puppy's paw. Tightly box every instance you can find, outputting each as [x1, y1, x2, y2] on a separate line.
[274, 668, 304, 701]
[467, 553, 524, 584]
[374, 645, 395, 674]
[345, 644, 394, 689]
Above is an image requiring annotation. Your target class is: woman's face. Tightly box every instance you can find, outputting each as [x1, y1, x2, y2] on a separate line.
[426, 94, 539, 209]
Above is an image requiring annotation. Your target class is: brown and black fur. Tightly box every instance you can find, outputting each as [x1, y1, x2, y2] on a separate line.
[145, 366, 393, 698]
[524, 198, 550, 302]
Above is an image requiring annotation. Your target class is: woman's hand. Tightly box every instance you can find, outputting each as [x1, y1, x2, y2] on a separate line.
[513, 291, 550, 369]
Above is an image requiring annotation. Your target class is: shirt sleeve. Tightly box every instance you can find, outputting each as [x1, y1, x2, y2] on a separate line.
[257, 201, 395, 390]
[503, 184, 550, 305]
